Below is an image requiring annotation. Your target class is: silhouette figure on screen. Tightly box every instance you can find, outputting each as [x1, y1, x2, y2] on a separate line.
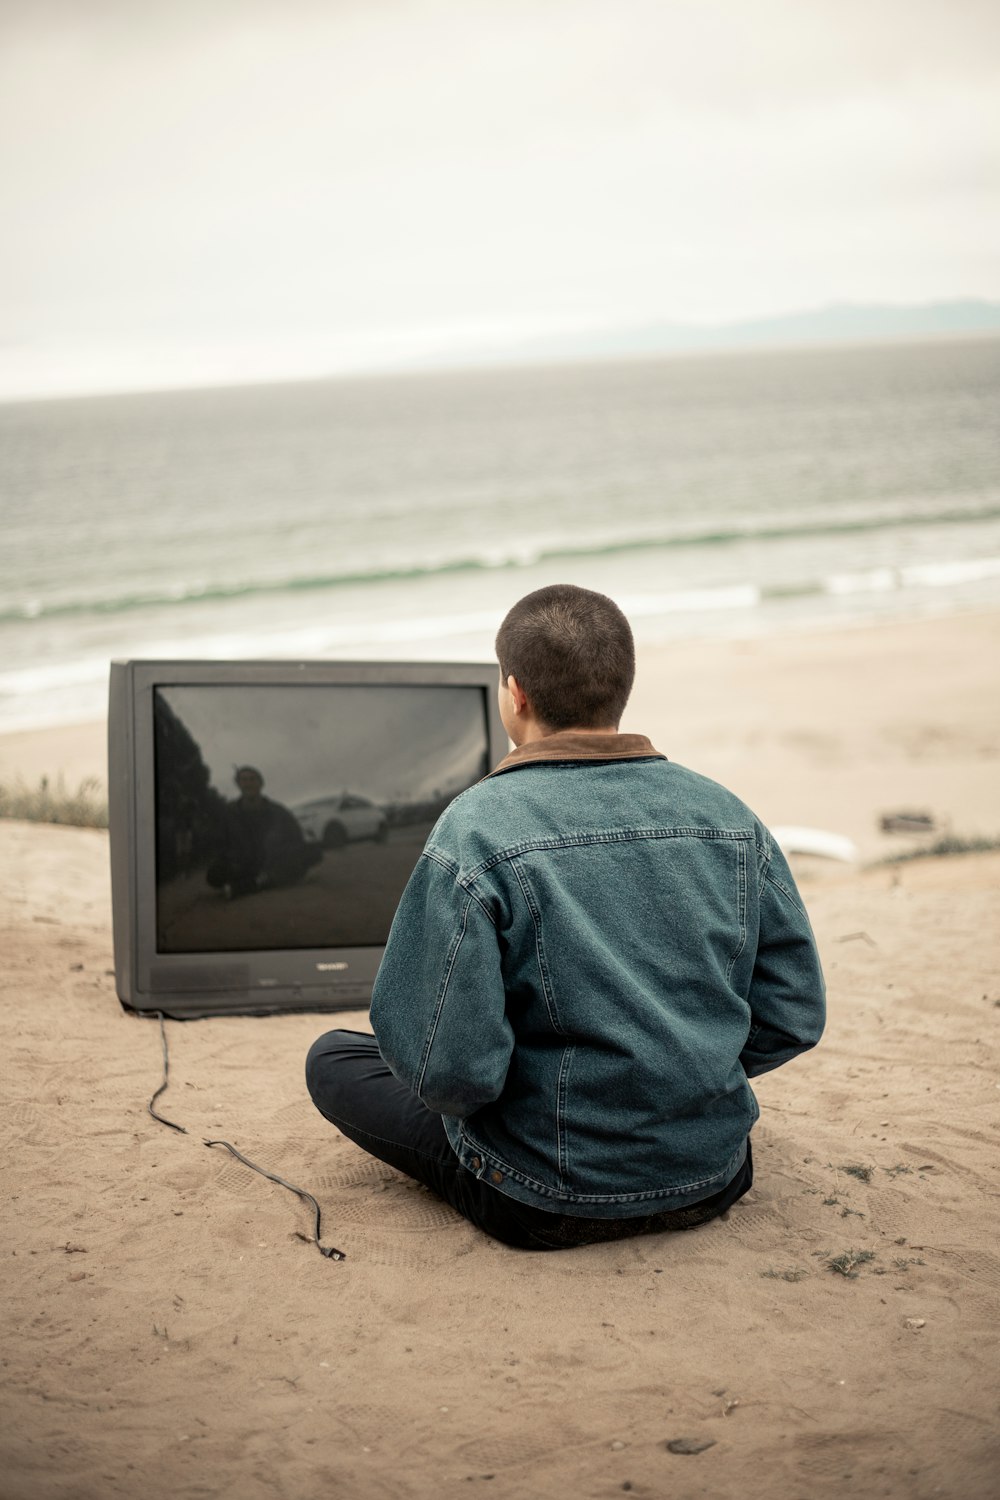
[205, 766, 322, 899]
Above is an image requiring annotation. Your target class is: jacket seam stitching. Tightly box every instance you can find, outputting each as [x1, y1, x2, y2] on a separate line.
[467, 827, 752, 881]
[725, 838, 749, 985]
[423, 846, 459, 876]
[424, 847, 495, 920]
[414, 895, 471, 1098]
[510, 857, 565, 1034]
[463, 884, 496, 921]
[555, 1044, 575, 1186]
[457, 1127, 744, 1202]
[756, 826, 773, 896]
[457, 874, 496, 921]
[766, 869, 807, 917]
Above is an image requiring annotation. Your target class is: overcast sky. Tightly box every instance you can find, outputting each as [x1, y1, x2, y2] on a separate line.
[2, 0, 998, 397]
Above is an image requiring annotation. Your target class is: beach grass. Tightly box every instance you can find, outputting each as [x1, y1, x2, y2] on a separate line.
[824, 1249, 877, 1279]
[874, 833, 1000, 864]
[0, 774, 108, 829]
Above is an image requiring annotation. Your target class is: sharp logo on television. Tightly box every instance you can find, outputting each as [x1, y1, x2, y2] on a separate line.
[317, 962, 350, 971]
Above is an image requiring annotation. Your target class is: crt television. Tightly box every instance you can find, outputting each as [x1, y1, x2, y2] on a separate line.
[108, 659, 507, 1018]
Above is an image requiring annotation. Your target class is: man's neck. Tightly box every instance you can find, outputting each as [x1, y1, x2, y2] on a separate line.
[512, 721, 620, 747]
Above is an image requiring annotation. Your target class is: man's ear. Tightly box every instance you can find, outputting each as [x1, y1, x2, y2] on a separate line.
[506, 675, 530, 716]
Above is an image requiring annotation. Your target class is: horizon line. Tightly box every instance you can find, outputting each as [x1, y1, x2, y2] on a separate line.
[2, 298, 999, 407]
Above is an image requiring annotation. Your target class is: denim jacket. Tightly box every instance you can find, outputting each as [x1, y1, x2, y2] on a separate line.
[370, 731, 825, 1217]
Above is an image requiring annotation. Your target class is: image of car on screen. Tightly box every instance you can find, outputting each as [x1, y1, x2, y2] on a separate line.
[293, 793, 389, 848]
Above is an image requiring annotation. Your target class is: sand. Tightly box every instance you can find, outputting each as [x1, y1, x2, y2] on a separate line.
[2, 609, 1000, 1499]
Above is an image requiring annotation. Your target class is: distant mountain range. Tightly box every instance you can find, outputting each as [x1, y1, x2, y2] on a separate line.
[447, 299, 1000, 369]
[6, 298, 998, 404]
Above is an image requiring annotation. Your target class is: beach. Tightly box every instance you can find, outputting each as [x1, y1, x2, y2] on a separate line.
[3, 608, 1000, 1499]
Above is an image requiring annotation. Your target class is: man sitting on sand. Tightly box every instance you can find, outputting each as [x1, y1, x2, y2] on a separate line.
[306, 584, 825, 1249]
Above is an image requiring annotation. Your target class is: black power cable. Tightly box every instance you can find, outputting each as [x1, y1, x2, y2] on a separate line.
[148, 1012, 187, 1133]
[146, 1010, 345, 1260]
[203, 1138, 345, 1260]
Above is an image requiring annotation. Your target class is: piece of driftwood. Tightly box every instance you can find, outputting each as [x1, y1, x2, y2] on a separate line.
[879, 811, 935, 834]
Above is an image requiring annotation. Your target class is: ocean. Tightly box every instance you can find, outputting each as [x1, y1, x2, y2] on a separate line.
[2, 336, 999, 733]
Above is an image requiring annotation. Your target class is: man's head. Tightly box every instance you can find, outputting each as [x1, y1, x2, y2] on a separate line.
[234, 766, 264, 802]
[495, 584, 635, 739]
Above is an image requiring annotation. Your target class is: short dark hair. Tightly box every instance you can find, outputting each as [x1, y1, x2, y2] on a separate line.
[495, 584, 635, 730]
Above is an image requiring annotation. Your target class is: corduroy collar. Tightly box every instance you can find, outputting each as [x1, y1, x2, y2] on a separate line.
[486, 729, 666, 778]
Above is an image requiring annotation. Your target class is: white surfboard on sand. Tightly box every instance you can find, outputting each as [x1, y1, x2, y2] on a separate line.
[771, 825, 859, 863]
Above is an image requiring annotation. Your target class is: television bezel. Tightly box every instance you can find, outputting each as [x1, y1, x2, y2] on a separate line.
[108, 658, 507, 1019]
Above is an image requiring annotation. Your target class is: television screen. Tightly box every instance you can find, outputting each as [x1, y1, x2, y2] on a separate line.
[153, 683, 491, 953]
[109, 661, 507, 1018]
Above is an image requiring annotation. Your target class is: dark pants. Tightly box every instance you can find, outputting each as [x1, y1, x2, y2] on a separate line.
[305, 1029, 753, 1251]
